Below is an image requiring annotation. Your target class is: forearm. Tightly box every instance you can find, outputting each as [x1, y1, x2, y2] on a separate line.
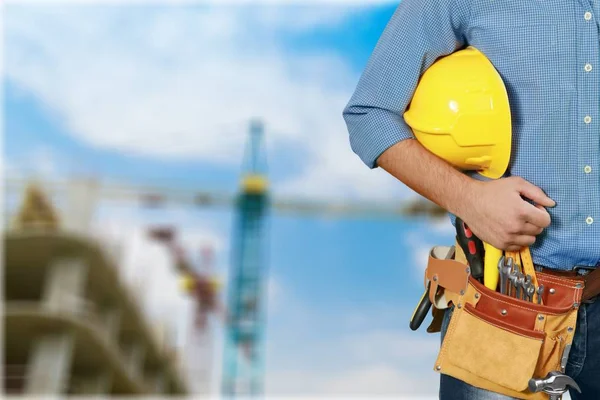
[376, 138, 478, 218]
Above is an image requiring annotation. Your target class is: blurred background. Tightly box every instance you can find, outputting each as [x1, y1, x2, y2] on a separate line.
[3, 1, 456, 398]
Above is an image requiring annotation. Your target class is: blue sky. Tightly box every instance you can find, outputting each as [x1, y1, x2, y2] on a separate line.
[4, 2, 456, 396]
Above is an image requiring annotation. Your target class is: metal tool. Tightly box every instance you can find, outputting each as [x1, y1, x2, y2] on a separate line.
[410, 247, 455, 331]
[561, 344, 572, 373]
[528, 371, 581, 400]
[497, 256, 505, 293]
[498, 257, 515, 295]
[514, 273, 526, 299]
[509, 261, 521, 298]
[498, 257, 508, 295]
[508, 271, 518, 298]
[455, 217, 484, 282]
[520, 274, 529, 300]
[524, 275, 534, 302]
[505, 258, 515, 294]
[519, 248, 541, 302]
[537, 285, 545, 304]
[526, 283, 536, 302]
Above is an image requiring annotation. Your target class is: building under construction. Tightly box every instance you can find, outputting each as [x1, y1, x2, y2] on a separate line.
[3, 184, 216, 395]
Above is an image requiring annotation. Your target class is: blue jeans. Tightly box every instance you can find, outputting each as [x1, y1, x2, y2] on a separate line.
[439, 298, 600, 399]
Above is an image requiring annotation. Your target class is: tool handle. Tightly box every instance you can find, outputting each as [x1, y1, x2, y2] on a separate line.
[410, 281, 433, 331]
[483, 243, 502, 290]
[455, 217, 485, 281]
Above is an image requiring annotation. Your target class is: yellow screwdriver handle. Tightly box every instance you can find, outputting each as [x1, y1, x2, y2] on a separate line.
[483, 243, 503, 290]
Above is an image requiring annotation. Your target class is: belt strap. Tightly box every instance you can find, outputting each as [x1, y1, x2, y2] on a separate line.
[583, 267, 600, 302]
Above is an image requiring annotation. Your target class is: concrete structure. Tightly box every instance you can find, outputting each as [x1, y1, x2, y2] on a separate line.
[4, 231, 189, 395]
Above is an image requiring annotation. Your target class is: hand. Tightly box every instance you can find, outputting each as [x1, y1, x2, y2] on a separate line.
[460, 177, 555, 252]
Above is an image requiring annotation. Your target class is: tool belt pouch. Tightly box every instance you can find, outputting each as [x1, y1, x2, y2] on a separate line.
[425, 246, 584, 400]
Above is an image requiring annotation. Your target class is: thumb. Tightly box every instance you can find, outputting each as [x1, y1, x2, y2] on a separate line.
[517, 179, 556, 207]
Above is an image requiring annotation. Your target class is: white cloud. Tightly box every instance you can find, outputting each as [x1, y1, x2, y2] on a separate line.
[413, 245, 432, 277]
[3, 159, 22, 180]
[4, 3, 408, 202]
[430, 218, 455, 234]
[403, 231, 434, 282]
[342, 330, 440, 363]
[322, 364, 437, 396]
[264, 294, 443, 397]
[5, 146, 62, 180]
[91, 202, 228, 273]
[268, 328, 442, 396]
[267, 360, 439, 396]
[30, 146, 60, 178]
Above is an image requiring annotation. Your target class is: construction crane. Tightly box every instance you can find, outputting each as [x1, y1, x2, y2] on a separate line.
[3, 121, 447, 398]
[220, 121, 446, 397]
[221, 120, 268, 396]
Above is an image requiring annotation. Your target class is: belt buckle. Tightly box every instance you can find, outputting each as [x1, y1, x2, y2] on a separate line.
[574, 266, 597, 304]
[573, 265, 595, 276]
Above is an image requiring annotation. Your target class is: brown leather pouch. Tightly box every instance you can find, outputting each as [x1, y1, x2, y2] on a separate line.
[423, 244, 584, 399]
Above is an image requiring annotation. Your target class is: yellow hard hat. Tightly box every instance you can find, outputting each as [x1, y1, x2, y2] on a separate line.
[403, 46, 511, 179]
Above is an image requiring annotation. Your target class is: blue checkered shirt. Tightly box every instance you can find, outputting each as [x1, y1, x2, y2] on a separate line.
[343, 0, 600, 270]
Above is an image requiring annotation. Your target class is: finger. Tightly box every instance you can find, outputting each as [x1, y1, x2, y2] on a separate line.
[510, 235, 536, 248]
[520, 222, 544, 236]
[506, 244, 525, 252]
[521, 203, 552, 228]
[517, 179, 556, 207]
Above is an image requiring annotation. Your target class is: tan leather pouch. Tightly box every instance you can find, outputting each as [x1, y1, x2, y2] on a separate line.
[423, 244, 583, 399]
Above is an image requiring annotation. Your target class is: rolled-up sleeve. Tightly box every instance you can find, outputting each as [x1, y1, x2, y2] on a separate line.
[343, 0, 470, 168]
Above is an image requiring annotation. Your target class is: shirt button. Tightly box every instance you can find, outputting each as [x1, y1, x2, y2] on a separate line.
[584, 165, 592, 173]
[587, 216, 594, 225]
[585, 11, 593, 21]
[585, 63, 593, 72]
[585, 116, 592, 124]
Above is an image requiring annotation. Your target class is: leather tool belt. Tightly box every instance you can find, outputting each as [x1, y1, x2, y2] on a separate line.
[536, 265, 600, 303]
[422, 244, 598, 399]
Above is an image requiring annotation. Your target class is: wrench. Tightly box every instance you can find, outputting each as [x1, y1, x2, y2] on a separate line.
[498, 257, 513, 295]
[512, 262, 522, 296]
[497, 256, 506, 294]
[537, 285, 545, 305]
[515, 273, 526, 300]
[507, 270, 516, 297]
[526, 282, 536, 302]
[508, 272, 518, 298]
[524, 275, 533, 301]
[504, 258, 514, 294]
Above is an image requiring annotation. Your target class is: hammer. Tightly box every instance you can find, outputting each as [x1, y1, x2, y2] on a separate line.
[528, 371, 581, 400]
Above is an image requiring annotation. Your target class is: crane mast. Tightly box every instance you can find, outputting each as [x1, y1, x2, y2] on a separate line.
[222, 120, 269, 396]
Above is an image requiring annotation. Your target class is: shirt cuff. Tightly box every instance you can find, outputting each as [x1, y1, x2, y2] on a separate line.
[346, 108, 415, 169]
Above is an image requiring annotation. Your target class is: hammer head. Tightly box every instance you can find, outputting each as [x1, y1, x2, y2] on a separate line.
[529, 371, 581, 396]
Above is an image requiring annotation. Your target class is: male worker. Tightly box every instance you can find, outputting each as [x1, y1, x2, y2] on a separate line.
[342, 1, 600, 399]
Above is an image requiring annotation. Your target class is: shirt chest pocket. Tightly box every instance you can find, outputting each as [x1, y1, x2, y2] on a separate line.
[470, 24, 569, 115]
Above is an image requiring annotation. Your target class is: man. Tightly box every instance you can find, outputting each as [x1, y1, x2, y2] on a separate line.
[342, 1, 600, 399]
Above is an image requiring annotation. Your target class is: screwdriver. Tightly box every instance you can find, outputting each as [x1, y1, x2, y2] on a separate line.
[455, 217, 485, 282]
[484, 244, 503, 290]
